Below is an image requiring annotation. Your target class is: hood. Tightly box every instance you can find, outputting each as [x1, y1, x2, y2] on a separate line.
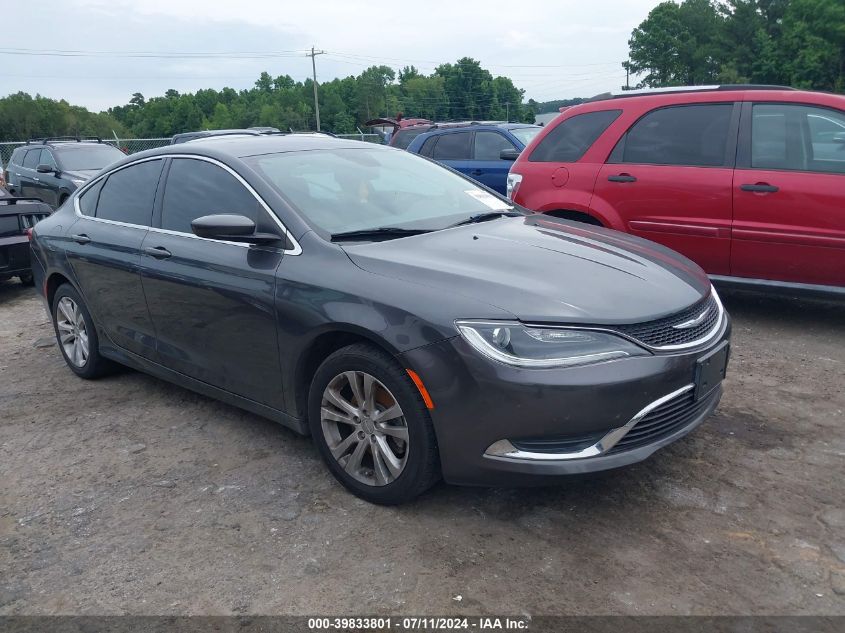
[63, 169, 100, 182]
[343, 215, 712, 324]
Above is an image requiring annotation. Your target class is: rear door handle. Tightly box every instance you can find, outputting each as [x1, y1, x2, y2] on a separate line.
[740, 183, 779, 193]
[71, 234, 91, 245]
[143, 246, 172, 259]
[608, 173, 637, 183]
[469, 169, 484, 176]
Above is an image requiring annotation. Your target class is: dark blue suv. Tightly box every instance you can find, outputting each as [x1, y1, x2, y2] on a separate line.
[406, 123, 541, 195]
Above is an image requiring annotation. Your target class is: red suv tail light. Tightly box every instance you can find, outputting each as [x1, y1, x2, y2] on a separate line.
[25, 228, 33, 242]
[506, 173, 523, 201]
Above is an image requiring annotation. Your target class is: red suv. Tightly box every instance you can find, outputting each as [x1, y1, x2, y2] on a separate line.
[509, 86, 845, 292]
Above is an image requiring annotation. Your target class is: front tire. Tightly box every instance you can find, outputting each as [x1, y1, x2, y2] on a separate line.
[51, 284, 116, 379]
[308, 343, 440, 505]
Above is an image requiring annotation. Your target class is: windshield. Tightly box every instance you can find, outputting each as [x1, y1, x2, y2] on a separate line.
[509, 126, 542, 147]
[244, 147, 513, 236]
[56, 145, 125, 171]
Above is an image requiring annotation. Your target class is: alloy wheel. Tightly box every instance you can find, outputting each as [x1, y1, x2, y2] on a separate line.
[320, 371, 409, 486]
[56, 297, 89, 368]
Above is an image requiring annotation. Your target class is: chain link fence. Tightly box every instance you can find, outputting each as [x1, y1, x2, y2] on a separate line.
[1, 132, 383, 166]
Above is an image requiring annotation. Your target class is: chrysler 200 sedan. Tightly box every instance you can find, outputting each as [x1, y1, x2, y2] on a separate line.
[30, 135, 731, 505]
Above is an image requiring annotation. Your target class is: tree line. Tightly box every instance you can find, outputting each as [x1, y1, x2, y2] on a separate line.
[2, 1, 842, 142]
[0, 57, 536, 142]
[627, 0, 845, 91]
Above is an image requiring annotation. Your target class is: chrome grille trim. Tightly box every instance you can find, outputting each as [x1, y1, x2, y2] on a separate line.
[612, 291, 725, 351]
[485, 384, 695, 462]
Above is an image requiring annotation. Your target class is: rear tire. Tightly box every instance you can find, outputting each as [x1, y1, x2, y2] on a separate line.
[19, 273, 34, 286]
[51, 283, 117, 379]
[308, 343, 440, 505]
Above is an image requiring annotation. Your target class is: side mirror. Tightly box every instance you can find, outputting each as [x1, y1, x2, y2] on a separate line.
[191, 214, 280, 244]
[36, 164, 56, 174]
[499, 148, 521, 161]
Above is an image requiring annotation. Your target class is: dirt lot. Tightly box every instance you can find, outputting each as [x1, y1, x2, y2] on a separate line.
[1, 280, 843, 616]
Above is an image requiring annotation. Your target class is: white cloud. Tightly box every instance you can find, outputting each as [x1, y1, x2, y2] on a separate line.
[2, 0, 657, 111]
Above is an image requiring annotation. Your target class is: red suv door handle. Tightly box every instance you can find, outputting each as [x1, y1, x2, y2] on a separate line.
[608, 173, 637, 183]
[741, 183, 779, 193]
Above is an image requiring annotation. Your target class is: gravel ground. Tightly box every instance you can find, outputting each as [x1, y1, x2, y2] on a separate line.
[1, 280, 843, 616]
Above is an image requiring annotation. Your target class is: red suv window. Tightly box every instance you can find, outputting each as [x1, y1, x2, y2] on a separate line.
[529, 110, 621, 162]
[610, 104, 734, 167]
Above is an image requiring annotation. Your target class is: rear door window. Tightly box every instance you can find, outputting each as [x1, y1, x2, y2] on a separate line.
[751, 103, 845, 174]
[615, 104, 734, 167]
[95, 160, 163, 225]
[529, 110, 621, 162]
[474, 131, 516, 160]
[78, 179, 105, 216]
[432, 132, 473, 160]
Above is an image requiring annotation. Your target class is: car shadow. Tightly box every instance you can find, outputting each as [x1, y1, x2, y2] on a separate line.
[0, 278, 36, 303]
[716, 286, 844, 331]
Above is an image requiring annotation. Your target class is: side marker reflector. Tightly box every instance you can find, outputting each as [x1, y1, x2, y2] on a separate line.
[406, 369, 435, 410]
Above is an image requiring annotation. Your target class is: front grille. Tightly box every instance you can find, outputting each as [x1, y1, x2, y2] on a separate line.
[606, 387, 718, 455]
[614, 293, 720, 348]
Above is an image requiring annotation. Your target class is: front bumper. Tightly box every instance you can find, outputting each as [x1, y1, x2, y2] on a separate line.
[401, 316, 730, 486]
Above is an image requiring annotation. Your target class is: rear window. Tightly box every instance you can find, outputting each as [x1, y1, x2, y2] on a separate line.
[529, 110, 621, 162]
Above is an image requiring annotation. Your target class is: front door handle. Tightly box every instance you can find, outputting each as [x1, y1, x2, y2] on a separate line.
[608, 173, 637, 183]
[740, 183, 779, 193]
[469, 169, 484, 176]
[71, 234, 91, 245]
[143, 246, 172, 259]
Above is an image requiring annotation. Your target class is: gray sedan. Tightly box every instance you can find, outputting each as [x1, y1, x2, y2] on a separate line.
[30, 134, 730, 504]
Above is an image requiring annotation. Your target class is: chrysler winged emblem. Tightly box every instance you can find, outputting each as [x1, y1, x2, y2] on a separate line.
[672, 308, 710, 330]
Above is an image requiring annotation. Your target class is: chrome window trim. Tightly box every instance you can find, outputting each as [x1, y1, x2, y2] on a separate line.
[73, 154, 302, 255]
[484, 383, 695, 462]
[522, 289, 726, 353]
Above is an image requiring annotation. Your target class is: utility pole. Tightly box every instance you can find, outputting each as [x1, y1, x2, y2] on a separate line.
[306, 46, 325, 131]
[505, 102, 510, 122]
[625, 60, 631, 91]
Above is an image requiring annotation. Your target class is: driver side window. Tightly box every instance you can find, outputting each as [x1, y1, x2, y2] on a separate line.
[160, 159, 266, 234]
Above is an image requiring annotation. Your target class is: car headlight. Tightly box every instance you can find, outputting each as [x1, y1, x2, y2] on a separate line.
[455, 320, 649, 368]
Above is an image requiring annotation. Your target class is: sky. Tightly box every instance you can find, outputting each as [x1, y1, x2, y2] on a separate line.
[0, 0, 659, 112]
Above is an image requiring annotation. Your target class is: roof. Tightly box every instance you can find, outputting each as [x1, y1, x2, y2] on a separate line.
[121, 134, 383, 164]
[587, 84, 795, 102]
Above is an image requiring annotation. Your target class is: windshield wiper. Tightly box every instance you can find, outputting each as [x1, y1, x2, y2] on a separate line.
[330, 226, 433, 242]
[446, 210, 523, 228]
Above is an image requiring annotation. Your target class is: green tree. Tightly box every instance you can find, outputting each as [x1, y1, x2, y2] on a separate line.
[627, 0, 724, 86]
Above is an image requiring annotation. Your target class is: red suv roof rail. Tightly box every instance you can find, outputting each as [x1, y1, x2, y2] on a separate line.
[588, 84, 796, 102]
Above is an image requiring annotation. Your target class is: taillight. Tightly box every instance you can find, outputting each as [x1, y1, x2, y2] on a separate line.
[25, 228, 33, 242]
[506, 173, 523, 201]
